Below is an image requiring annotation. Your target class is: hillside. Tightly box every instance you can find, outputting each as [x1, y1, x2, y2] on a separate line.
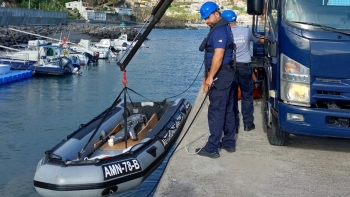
[3, 0, 128, 9]
[3, 0, 105, 7]
[2, 0, 189, 27]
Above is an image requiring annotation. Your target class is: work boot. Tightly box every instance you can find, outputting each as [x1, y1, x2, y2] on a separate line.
[219, 142, 236, 153]
[196, 148, 220, 158]
[244, 123, 255, 131]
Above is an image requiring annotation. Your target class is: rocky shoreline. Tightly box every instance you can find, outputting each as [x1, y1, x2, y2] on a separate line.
[0, 22, 144, 48]
[0, 18, 190, 48]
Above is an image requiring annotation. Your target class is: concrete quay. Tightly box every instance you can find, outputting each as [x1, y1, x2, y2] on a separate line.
[154, 89, 350, 197]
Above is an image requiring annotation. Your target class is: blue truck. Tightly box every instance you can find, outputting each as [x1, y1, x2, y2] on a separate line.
[247, 0, 350, 145]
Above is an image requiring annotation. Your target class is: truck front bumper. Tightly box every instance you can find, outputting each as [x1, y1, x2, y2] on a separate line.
[278, 102, 350, 138]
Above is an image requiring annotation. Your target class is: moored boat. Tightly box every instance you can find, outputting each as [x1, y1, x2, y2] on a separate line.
[71, 39, 110, 59]
[0, 40, 84, 75]
[34, 97, 192, 197]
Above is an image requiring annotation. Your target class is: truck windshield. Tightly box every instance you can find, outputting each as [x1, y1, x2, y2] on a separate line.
[284, 0, 350, 30]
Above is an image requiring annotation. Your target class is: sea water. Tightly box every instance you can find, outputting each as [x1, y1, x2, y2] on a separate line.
[0, 28, 208, 197]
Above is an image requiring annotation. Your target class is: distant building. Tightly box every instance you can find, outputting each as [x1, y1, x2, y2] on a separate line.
[132, 2, 147, 8]
[65, 0, 133, 21]
[86, 11, 107, 20]
[65, 0, 91, 11]
[115, 8, 132, 16]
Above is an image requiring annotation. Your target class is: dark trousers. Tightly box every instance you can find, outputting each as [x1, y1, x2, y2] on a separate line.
[205, 65, 237, 153]
[236, 64, 254, 127]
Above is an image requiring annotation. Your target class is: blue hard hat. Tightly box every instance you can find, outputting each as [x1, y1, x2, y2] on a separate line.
[221, 10, 237, 22]
[200, 1, 219, 20]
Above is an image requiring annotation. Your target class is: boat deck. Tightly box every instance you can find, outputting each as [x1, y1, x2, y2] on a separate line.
[94, 113, 158, 151]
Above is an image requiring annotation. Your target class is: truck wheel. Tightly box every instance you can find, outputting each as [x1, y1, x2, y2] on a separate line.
[267, 114, 289, 146]
[262, 77, 271, 132]
[262, 76, 268, 102]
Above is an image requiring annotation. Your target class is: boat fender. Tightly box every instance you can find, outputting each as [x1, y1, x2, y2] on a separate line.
[141, 102, 154, 107]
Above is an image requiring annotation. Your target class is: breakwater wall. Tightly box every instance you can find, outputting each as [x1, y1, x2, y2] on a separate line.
[0, 23, 142, 48]
[0, 8, 66, 26]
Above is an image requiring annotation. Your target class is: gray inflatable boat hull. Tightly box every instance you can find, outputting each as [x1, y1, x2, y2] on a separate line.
[34, 98, 192, 197]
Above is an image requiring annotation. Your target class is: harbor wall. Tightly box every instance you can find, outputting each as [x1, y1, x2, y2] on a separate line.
[0, 8, 67, 26]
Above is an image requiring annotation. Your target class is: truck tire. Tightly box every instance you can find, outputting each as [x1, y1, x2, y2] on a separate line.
[267, 113, 289, 146]
[262, 78, 271, 132]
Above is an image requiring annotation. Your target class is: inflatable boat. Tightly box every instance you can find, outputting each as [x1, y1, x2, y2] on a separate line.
[34, 98, 192, 197]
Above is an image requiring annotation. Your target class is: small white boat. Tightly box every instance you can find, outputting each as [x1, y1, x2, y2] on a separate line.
[71, 39, 110, 59]
[112, 34, 132, 51]
[94, 34, 143, 53]
[112, 34, 144, 51]
[92, 39, 121, 58]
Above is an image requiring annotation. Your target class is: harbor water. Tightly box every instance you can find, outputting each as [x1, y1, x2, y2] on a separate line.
[0, 28, 207, 197]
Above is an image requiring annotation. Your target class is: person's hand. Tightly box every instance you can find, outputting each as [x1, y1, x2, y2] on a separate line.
[205, 77, 214, 90]
[202, 77, 208, 93]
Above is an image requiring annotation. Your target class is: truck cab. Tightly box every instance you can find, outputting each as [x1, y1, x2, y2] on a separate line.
[248, 0, 350, 145]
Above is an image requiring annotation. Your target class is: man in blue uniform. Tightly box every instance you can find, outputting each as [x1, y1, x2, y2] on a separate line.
[221, 10, 265, 131]
[196, 1, 237, 158]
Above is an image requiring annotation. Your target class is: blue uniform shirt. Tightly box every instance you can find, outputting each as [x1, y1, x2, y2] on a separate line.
[205, 25, 233, 69]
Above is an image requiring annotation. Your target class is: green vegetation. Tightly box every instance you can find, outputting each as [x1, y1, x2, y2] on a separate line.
[7, 0, 246, 22]
[166, 1, 246, 23]
[19, 0, 68, 11]
[232, 5, 246, 14]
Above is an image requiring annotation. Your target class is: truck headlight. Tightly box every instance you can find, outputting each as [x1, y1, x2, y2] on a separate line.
[280, 54, 310, 106]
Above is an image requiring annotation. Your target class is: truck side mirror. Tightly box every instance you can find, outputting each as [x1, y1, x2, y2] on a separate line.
[247, 0, 264, 15]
